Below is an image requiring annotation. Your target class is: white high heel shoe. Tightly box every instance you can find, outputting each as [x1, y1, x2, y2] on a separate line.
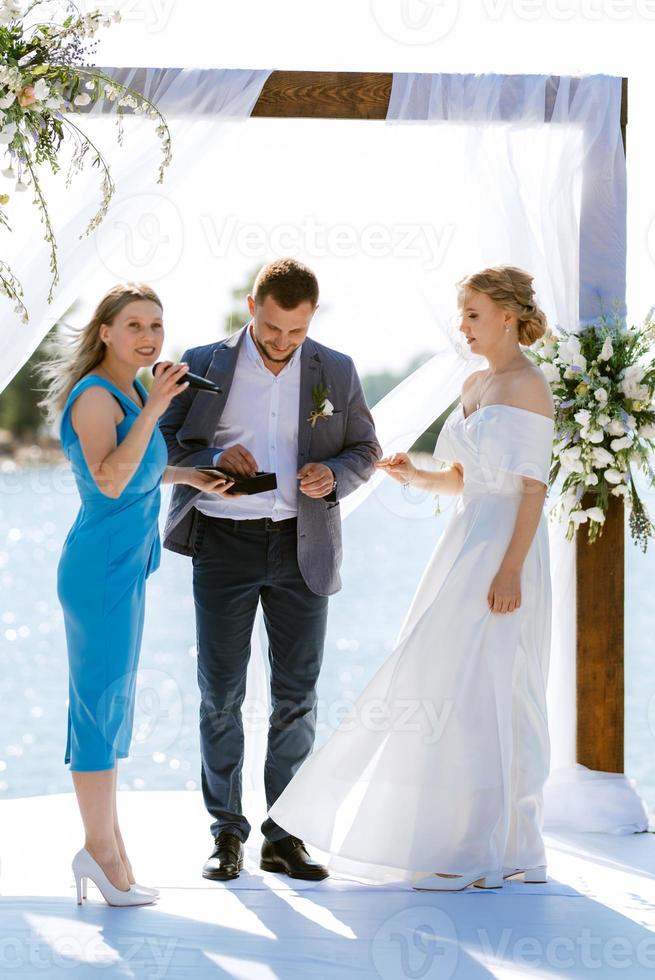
[502, 865, 548, 883]
[413, 870, 503, 891]
[134, 883, 160, 896]
[72, 849, 157, 907]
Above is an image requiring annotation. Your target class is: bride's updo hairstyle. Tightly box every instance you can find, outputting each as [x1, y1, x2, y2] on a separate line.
[456, 265, 548, 347]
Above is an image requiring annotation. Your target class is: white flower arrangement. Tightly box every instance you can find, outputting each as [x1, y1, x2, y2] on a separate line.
[0, 0, 172, 321]
[528, 307, 655, 551]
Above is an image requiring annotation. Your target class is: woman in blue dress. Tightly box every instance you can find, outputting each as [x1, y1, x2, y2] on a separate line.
[41, 283, 233, 906]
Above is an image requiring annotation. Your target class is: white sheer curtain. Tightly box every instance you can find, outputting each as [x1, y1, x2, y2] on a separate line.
[378, 71, 646, 832]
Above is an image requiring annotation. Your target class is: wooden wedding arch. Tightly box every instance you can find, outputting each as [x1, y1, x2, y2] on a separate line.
[124, 69, 630, 773]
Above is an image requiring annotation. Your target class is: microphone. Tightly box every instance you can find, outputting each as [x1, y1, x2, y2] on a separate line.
[152, 362, 222, 395]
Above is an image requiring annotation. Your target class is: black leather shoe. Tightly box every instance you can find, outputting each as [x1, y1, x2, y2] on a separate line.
[202, 831, 244, 880]
[260, 835, 329, 881]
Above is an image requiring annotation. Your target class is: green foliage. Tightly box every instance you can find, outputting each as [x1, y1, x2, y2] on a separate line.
[0, 332, 52, 438]
[0, 2, 171, 319]
[221, 266, 260, 335]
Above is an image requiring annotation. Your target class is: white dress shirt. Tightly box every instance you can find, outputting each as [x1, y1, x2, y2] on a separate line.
[194, 324, 302, 521]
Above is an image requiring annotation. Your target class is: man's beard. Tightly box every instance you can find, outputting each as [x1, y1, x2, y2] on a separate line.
[253, 332, 297, 364]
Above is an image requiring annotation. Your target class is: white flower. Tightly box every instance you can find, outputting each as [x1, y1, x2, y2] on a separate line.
[0, 1, 21, 25]
[322, 399, 334, 416]
[606, 419, 625, 436]
[44, 97, 62, 110]
[554, 437, 572, 456]
[598, 337, 614, 361]
[33, 79, 49, 102]
[584, 472, 599, 486]
[559, 446, 584, 474]
[620, 364, 649, 401]
[610, 436, 633, 452]
[558, 334, 586, 371]
[611, 485, 629, 497]
[604, 468, 624, 485]
[591, 446, 615, 469]
[535, 330, 558, 358]
[570, 509, 589, 526]
[596, 412, 610, 427]
[594, 388, 608, 406]
[0, 66, 20, 89]
[73, 92, 92, 107]
[0, 92, 16, 109]
[585, 427, 605, 444]
[541, 362, 562, 385]
[586, 506, 606, 523]
[574, 409, 592, 427]
[0, 121, 17, 144]
[638, 422, 655, 439]
[622, 364, 644, 385]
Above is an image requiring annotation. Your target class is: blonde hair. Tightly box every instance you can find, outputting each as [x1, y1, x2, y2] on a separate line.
[38, 282, 163, 425]
[456, 265, 547, 346]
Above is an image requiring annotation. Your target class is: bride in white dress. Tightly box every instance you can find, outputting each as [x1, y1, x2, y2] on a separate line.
[269, 265, 555, 891]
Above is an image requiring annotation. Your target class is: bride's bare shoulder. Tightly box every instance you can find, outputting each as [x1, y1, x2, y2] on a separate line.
[509, 364, 554, 418]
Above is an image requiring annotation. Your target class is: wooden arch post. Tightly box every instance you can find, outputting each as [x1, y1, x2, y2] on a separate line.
[576, 81, 629, 774]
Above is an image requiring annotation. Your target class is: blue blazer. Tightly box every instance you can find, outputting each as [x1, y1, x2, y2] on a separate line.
[160, 325, 382, 596]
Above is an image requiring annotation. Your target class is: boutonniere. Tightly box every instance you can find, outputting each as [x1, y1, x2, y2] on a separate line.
[307, 383, 335, 428]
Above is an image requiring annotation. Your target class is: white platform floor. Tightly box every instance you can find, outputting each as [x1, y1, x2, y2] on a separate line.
[1, 790, 654, 979]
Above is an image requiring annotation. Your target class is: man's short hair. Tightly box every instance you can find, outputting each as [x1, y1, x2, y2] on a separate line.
[253, 258, 319, 309]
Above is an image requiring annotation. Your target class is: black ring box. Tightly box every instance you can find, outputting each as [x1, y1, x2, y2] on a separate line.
[194, 466, 278, 495]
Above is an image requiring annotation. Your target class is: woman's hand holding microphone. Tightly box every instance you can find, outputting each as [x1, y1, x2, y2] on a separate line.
[153, 362, 234, 497]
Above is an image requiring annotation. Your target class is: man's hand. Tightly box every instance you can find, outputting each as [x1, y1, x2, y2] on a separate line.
[297, 463, 335, 499]
[215, 444, 258, 478]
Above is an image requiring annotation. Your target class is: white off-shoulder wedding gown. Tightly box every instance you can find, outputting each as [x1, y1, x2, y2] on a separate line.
[269, 402, 555, 882]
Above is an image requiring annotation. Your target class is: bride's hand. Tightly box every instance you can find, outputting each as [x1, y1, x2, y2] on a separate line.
[185, 469, 236, 496]
[487, 566, 521, 614]
[376, 452, 417, 485]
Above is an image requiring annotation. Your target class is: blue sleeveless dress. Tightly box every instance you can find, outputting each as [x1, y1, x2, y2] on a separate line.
[57, 374, 168, 771]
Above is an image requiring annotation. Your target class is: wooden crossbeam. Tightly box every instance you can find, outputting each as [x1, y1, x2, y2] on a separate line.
[250, 71, 629, 131]
[251, 71, 393, 120]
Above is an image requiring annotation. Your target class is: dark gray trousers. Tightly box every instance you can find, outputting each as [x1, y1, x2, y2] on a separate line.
[192, 512, 329, 842]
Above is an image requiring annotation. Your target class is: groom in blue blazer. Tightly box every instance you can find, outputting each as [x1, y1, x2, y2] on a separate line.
[161, 258, 381, 880]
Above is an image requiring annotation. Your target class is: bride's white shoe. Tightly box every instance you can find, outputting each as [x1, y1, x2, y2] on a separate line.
[413, 870, 503, 891]
[72, 849, 157, 907]
[502, 865, 548, 883]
